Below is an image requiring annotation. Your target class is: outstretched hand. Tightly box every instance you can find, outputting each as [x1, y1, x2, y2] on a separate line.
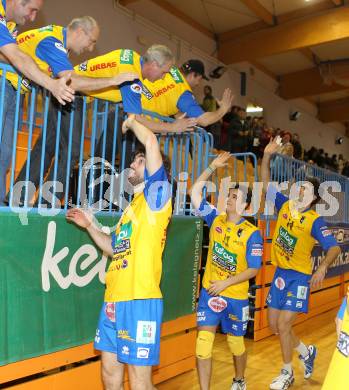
[216, 88, 234, 113]
[210, 151, 231, 169]
[66, 208, 93, 229]
[264, 136, 282, 156]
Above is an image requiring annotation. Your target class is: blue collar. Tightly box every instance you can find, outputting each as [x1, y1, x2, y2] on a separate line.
[3, 0, 6, 12]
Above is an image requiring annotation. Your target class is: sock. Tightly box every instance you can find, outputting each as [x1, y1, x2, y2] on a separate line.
[295, 342, 309, 358]
[283, 363, 292, 374]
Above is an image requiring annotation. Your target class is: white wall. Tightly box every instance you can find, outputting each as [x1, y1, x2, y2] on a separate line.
[25, 0, 349, 157]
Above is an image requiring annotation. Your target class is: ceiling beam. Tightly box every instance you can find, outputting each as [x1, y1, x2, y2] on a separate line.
[149, 0, 215, 39]
[118, 0, 140, 5]
[218, 4, 349, 63]
[279, 62, 349, 100]
[219, 0, 334, 43]
[318, 97, 349, 122]
[240, 0, 275, 25]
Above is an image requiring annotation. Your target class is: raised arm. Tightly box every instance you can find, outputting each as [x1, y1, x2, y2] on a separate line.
[261, 136, 282, 193]
[1, 43, 74, 105]
[66, 208, 113, 257]
[190, 152, 231, 210]
[122, 115, 162, 175]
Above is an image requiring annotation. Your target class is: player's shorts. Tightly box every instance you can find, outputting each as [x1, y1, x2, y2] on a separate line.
[266, 267, 311, 313]
[337, 297, 347, 320]
[94, 299, 163, 366]
[196, 288, 249, 336]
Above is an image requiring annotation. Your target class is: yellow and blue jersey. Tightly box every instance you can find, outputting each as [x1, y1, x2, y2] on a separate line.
[105, 165, 172, 302]
[198, 200, 263, 300]
[322, 296, 349, 389]
[0, 0, 17, 48]
[4, 25, 73, 92]
[74, 49, 143, 114]
[269, 186, 338, 275]
[141, 66, 204, 118]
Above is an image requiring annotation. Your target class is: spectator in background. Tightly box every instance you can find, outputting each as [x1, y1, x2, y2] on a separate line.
[338, 154, 345, 174]
[280, 132, 294, 157]
[227, 106, 249, 154]
[202, 85, 221, 149]
[292, 133, 303, 160]
[202, 85, 217, 112]
[258, 126, 272, 158]
[330, 154, 339, 172]
[342, 161, 349, 177]
[315, 149, 325, 168]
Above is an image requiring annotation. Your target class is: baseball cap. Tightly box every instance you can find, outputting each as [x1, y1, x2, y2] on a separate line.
[181, 59, 209, 80]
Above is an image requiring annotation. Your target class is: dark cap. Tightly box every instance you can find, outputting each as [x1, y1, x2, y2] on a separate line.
[181, 59, 209, 80]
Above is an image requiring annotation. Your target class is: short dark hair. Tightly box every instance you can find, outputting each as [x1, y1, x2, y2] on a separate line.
[132, 147, 172, 179]
[229, 184, 253, 209]
[304, 176, 321, 206]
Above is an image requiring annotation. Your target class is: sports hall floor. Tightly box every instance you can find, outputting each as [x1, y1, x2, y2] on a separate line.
[158, 308, 338, 389]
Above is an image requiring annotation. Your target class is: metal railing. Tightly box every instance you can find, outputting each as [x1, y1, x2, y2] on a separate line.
[0, 64, 215, 215]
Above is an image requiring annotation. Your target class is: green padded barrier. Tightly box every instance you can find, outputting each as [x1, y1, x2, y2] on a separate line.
[0, 212, 202, 365]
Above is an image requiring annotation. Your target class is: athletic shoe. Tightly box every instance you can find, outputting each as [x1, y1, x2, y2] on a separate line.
[269, 369, 294, 390]
[231, 377, 247, 390]
[299, 344, 317, 379]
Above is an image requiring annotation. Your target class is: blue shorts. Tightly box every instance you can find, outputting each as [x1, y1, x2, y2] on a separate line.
[266, 267, 311, 313]
[197, 288, 249, 336]
[337, 297, 347, 320]
[94, 299, 163, 366]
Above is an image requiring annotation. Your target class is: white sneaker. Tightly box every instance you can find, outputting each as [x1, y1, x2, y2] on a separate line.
[231, 377, 247, 390]
[269, 369, 294, 390]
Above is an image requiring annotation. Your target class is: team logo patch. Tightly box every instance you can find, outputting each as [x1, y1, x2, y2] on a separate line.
[78, 61, 88, 72]
[337, 331, 349, 357]
[137, 347, 150, 359]
[242, 306, 249, 322]
[208, 296, 227, 313]
[141, 84, 153, 99]
[131, 83, 142, 94]
[275, 277, 286, 290]
[251, 247, 263, 256]
[121, 346, 129, 355]
[38, 25, 54, 32]
[54, 42, 67, 53]
[0, 15, 6, 27]
[215, 226, 222, 234]
[120, 49, 134, 64]
[169, 66, 184, 83]
[321, 228, 331, 237]
[297, 286, 308, 300]
[94, 328, 100, 344]
[105, 302, 116, 322]
[136, 321, 156, 344]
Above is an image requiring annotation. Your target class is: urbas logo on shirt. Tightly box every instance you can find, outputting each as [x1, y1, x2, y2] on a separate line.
[17, 33, 35, 44]
[154, 83, 175, 97]
[120, 49, 134, 64]
[169, 67, 184, 84]
[89, 62, 117, 71]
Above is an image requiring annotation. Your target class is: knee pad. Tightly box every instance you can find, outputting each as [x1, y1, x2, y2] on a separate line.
[196, 331, 215, 359]
[227, 335, 245, 356]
